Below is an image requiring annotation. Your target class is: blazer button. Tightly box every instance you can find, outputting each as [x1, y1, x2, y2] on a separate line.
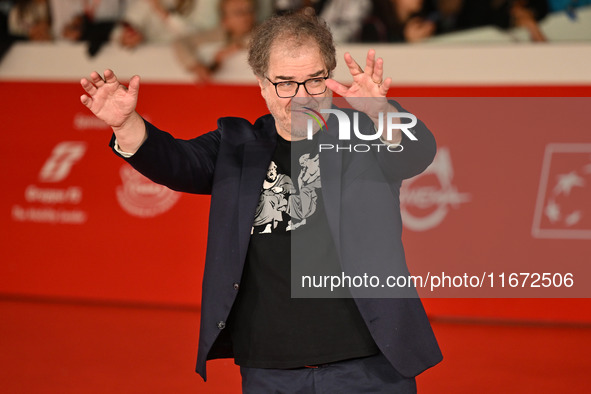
[217, 321, 226, 330]
[233, 282, 240, 290]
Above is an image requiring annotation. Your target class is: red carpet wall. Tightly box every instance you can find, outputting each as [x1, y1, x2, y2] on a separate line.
[1, 50, 590, 323]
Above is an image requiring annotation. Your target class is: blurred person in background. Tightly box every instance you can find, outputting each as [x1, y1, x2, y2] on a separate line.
[0, 0, 16, 60]
[316, 0, 372, 42]
[174, 0, 256, 82]
[425, 0, 549, 42]
[112, 0, 219, 49]
[547, 0, 591, 13]
[357, 0, 549, 43]
[272, 0, 328, 14]
[272, 0, 303, 14]
[265, 0, 373, 42]
[49, 0, 124, 56]
[7, 0, 51, 40]
[50, 0, 123, 41]
[358, 0, 434, 43]
[511, 0, 548, 41]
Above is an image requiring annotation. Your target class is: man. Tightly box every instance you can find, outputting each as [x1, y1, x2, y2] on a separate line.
[80, 12, 441, 393]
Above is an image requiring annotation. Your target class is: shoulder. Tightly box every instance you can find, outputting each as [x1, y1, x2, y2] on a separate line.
[216, 114, 276, 143]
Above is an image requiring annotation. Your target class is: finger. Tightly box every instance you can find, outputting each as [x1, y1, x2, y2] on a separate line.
[80, 94, 92, 108]
[344, 52, 363, 76]
[379, 77, 392, 95]
[364, 49, 376, 77]
[372, 57, 384, 85]
[325, 78, 349, 96]
[90, 71, 105, 86]
[104, 69, 117, 84]
[128, 75, 141, 97]
[80, 77, 97, 95]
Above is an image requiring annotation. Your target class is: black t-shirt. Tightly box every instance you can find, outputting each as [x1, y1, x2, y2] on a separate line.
[227, 132, 378, 369]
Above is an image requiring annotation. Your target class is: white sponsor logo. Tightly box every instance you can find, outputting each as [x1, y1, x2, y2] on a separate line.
[12, 141, 88, 224]
[39, 141, 87, 183]
[532, 143, 591, 239]
[116, 164, 180, 218]
[25, 185, 82, 204]
[400, 147, 470, 231]
[12, 205, 87, 224]
[73, 113, 109, 130]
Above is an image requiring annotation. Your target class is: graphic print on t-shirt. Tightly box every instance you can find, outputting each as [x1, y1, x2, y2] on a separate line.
[252, 153, 320, 234]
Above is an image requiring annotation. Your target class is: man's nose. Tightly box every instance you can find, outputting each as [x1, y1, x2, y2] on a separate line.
[294, 84, 311, 98]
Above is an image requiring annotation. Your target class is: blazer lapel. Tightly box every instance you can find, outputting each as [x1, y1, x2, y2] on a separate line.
[319, 129, 343, 257]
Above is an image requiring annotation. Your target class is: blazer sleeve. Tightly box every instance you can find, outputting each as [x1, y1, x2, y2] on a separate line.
[109, 118, 221, 195]
[374, 100, 437, 182]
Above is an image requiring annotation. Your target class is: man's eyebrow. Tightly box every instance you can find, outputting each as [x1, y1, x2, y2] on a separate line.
[273, 70, 326, 81]
[308, 70, 326, 78]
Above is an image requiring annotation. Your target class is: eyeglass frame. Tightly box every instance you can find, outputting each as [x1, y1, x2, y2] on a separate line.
[265, 73, 330, 98]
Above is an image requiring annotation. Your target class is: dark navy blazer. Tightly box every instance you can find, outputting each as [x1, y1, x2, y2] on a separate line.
[112, 105, 443, 381]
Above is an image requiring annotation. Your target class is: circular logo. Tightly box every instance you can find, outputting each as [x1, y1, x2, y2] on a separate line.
[400, 148, 470, 231]
[116, 164, 180, 218]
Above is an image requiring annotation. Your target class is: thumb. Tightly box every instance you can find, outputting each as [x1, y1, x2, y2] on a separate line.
[128, 75, 141, 97]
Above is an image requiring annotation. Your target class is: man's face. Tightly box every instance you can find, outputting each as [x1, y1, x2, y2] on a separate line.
[257, 40, 332, 141]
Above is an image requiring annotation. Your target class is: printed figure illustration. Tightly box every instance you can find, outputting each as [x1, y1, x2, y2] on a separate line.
[252, 161, 294, 233]
[252, 153, 321, 234]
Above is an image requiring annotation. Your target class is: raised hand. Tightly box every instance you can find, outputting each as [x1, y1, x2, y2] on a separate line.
[326, 49, 391, 100]
[325, 49, 392, 116]
[326, 50, 400, 143]
[80, 69, 139, 128]
[80, 69, 146, 153]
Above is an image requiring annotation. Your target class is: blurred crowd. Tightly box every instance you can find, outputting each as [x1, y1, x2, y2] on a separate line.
[0, 0, 589, 80]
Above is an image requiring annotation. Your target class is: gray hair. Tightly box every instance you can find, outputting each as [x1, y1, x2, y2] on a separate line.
[248, 12, 336, 78]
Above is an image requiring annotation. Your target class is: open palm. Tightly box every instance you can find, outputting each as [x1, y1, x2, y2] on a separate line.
[80, 69, 140, 129]
[325, 50, 392, 121]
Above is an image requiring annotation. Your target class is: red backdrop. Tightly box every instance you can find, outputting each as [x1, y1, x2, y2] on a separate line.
[1, 81, 590, 322]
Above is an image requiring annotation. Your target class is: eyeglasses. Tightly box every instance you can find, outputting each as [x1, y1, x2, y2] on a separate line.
[265, 74, 329, 98]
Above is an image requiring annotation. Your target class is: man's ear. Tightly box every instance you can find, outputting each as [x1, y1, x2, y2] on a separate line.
[256, 76, 265, 92]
